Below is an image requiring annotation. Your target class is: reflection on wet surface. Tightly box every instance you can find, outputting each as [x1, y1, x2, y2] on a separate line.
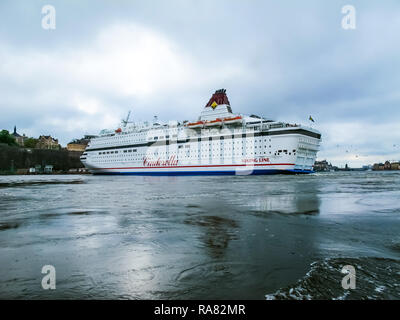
[185, 215, 238, 259]
[0, 172, 399, 299]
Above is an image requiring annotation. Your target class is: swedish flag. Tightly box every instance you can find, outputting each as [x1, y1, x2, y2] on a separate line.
[309, 115, 315, 122]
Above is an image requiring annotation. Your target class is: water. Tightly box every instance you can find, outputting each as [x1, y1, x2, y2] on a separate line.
[0, 172, 399, 299]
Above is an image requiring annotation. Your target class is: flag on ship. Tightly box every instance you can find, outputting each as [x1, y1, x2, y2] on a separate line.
[309, 115, 315, 122]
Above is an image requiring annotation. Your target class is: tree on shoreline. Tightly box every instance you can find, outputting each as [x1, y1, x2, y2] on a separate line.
[24, 137, 38, 148]
[0, 130, 18, 146]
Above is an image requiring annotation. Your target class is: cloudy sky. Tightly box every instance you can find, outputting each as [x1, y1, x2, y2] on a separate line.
[1, 0, 399, 166]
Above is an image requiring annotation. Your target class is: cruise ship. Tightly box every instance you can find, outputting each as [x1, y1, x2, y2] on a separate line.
[81, 89, 321, 175]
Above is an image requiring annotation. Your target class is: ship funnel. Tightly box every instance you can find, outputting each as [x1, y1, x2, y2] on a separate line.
[200, 89, 233, 121]
[205, 88, 230, 108]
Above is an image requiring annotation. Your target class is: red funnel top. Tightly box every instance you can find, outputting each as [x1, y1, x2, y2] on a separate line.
[205, 89, 230, 107]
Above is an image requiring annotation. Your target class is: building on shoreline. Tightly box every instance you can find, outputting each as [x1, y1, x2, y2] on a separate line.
[314, 160, 373, 172]
[11, 126, 28, 146]
[67, 142, 87, 152]
[66, 136, 94, 152]
[373, 161, 400, 171]
[36, 135, 61, 150]
[313, 160, 335, 172]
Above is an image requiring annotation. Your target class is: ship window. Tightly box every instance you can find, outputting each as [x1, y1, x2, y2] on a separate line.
[128, 150, 132, 152]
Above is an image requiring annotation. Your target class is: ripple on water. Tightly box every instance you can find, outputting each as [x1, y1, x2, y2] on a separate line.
[0, 222, 20, 231]
[265, 257, 400, 300]
[176, 261, 256, 283]
[0, 179, 84, 188]
[38, 208, 109, 218]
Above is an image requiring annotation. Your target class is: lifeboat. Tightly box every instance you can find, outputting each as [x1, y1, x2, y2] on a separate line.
[223, 116, 243, 125]
[204, 119, 223, 127]
[115, 128, 122, 133]
[186, 121, 204, 129]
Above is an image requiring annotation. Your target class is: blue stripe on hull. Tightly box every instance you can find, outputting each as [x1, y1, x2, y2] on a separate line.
[92, 169, 314, 176]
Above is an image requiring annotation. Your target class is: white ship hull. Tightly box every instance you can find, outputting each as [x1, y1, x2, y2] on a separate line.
[81, 89, 321, 175]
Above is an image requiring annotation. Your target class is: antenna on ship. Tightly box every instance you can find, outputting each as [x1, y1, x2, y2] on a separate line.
[122, 110, 131, 127]
[153, 116, 159, 125]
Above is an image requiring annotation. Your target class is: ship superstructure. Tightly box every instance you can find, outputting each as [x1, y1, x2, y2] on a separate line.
[81, 89, 321, 175]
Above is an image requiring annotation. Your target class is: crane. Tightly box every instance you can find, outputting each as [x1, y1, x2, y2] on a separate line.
[122, 111, 131, 127]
